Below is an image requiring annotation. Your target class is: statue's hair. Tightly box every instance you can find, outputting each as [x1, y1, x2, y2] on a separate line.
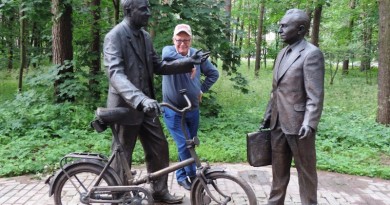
[121, 0, 133, 16]
[285, 9, 310, 33]
[121, 0, 132, 8]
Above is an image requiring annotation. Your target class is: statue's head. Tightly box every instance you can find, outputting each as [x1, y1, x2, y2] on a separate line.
[278, 9, 310, 45]
[121, 0, 151, 29]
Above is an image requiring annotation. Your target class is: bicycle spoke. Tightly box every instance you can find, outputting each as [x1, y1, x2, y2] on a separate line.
[191, 172, 257, 205]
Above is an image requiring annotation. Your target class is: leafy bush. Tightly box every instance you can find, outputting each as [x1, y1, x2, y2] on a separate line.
[1, 63, 389, 180]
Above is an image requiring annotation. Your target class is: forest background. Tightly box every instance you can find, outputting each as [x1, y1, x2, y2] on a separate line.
[0, 0, 389, 180]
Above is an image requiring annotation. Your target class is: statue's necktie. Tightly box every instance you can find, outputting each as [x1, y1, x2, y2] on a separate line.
[277, 48, 291, 79]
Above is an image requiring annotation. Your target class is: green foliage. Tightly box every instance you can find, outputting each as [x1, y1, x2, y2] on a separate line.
[317, 112, 390, 178]
[1, 62, 390, 179]
[0, 0, 52, 70]
[0, 88, 95, 175]
[150, 0, 248, 93]
[200, 90, 222, 117]
[320, 0, 379, 63]
[0, 72, 18, 101]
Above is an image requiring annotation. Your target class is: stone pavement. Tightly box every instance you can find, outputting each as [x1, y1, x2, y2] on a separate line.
[0, 163, 389, 205]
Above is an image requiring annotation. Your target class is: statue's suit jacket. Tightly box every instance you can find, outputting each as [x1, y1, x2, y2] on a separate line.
[264, 40, 324, 134]
[103, 19, 192, 125]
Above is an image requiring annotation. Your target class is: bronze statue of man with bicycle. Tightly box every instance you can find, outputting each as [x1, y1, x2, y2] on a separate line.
[102, 0, 209, 203]
[46, 0, 210, 204]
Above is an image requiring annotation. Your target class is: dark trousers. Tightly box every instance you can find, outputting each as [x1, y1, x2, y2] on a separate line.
[268, 121, 318, 205]
[111, 114, 170, 196]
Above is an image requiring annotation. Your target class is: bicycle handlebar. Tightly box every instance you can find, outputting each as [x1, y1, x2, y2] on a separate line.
[159, 89, 192, 113]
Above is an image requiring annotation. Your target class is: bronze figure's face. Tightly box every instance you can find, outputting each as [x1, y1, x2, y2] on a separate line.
[278, 9, 308, 45]
[278, 14, 301, 45]
[129, 0, 151, 29]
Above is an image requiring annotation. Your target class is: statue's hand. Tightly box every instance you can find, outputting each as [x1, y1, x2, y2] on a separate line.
[141, 98, 162, 114]
[298, 125, 313, 140]
[259, 118, 270, 130]
[191, 49, 210, 64]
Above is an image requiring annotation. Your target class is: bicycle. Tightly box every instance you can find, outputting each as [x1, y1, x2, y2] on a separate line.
[46, 90, 257, 205]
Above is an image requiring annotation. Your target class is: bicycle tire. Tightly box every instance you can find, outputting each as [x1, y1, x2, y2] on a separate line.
[53, 163, 119, 205]
[190, 171, 257, 205]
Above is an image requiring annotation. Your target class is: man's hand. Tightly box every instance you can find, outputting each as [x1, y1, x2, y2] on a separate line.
[198, 91, 203, 103]
[141, 98, 162, 114]
[191, 49, 210, 64]
[298, 125, 313, 140]
[190, 67, 196, 79]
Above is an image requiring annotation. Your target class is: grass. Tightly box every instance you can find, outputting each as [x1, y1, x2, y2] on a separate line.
[0, 72, 18, 102]
[0, 61, 389, 179]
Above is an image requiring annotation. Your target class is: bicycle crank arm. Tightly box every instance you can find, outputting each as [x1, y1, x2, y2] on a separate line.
[87, 186, 153, 204]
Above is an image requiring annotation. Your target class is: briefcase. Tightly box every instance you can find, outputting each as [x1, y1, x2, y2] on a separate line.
[246, 129, 272, 167]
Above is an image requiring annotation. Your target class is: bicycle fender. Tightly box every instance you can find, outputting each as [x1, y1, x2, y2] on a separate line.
[192, 167, 225, 185]
[45, 159, 122, 196]
[204, 167, 225, 175]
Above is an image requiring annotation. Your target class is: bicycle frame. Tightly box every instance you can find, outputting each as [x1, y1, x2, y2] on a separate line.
[48, 90, 232, 204]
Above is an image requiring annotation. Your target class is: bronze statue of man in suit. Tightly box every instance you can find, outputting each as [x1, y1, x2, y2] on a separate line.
[261, 8, 325, 205]
[103, 0, 208, 203]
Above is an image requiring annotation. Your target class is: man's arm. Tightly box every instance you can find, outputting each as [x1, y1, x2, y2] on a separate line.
[161, 46, 183, 61]
[200, 59, 219, 93]
[103, 32, 147, 109]
[151, 45, 206, 76]
[260, 98, 272, 129]
[301, 48, 325, 132]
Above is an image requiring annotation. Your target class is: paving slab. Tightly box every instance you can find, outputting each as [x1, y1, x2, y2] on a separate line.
[0, 163, 389, 205]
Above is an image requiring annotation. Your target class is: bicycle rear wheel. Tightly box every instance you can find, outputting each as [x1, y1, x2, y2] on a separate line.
[190, 171, 257, 205]
[53, 163, 119, 205]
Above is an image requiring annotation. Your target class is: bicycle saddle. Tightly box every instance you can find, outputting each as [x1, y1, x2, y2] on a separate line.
[96, 107, 130, 123]
[91, 107, 130, 133]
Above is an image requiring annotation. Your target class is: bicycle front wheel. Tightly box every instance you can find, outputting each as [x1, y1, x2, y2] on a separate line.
[190, 171, 257, 205]
[53, 163, 119, 205]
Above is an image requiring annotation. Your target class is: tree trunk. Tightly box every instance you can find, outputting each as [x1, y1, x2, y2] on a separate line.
[311, 3, 322, 47]
[7, 40, 14, 72]
[52, 0, 74, 102]
[246, 0, 252, 69]
[89, 0, 101, 100]
[113, 0, 120, 24]
[234, 16, 239, 47]
[247, 20, 251, 69]
[342, 60, 349, 75]
[149, 0, 159, 38]
[360, 12, 372, 71]
[238, 18, 244, 57]
[222, 0, 232, 70]
[377, 0, 390, 125]
[254, 0, 265, 77]
[3, 11, 15, 72]
[263, 47, 267, 69]
[305, 0, 313, 38]
[224, 0, 231, 41]
[233, 0, 243, 48]
[19, 5, 28, 92]
[342, 0, 356, 75]
[30, 22, 40, 68]
[6, 16, 14, 72]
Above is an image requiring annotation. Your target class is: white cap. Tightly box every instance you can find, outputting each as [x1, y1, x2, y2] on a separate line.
[173, 24, 192, 37]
